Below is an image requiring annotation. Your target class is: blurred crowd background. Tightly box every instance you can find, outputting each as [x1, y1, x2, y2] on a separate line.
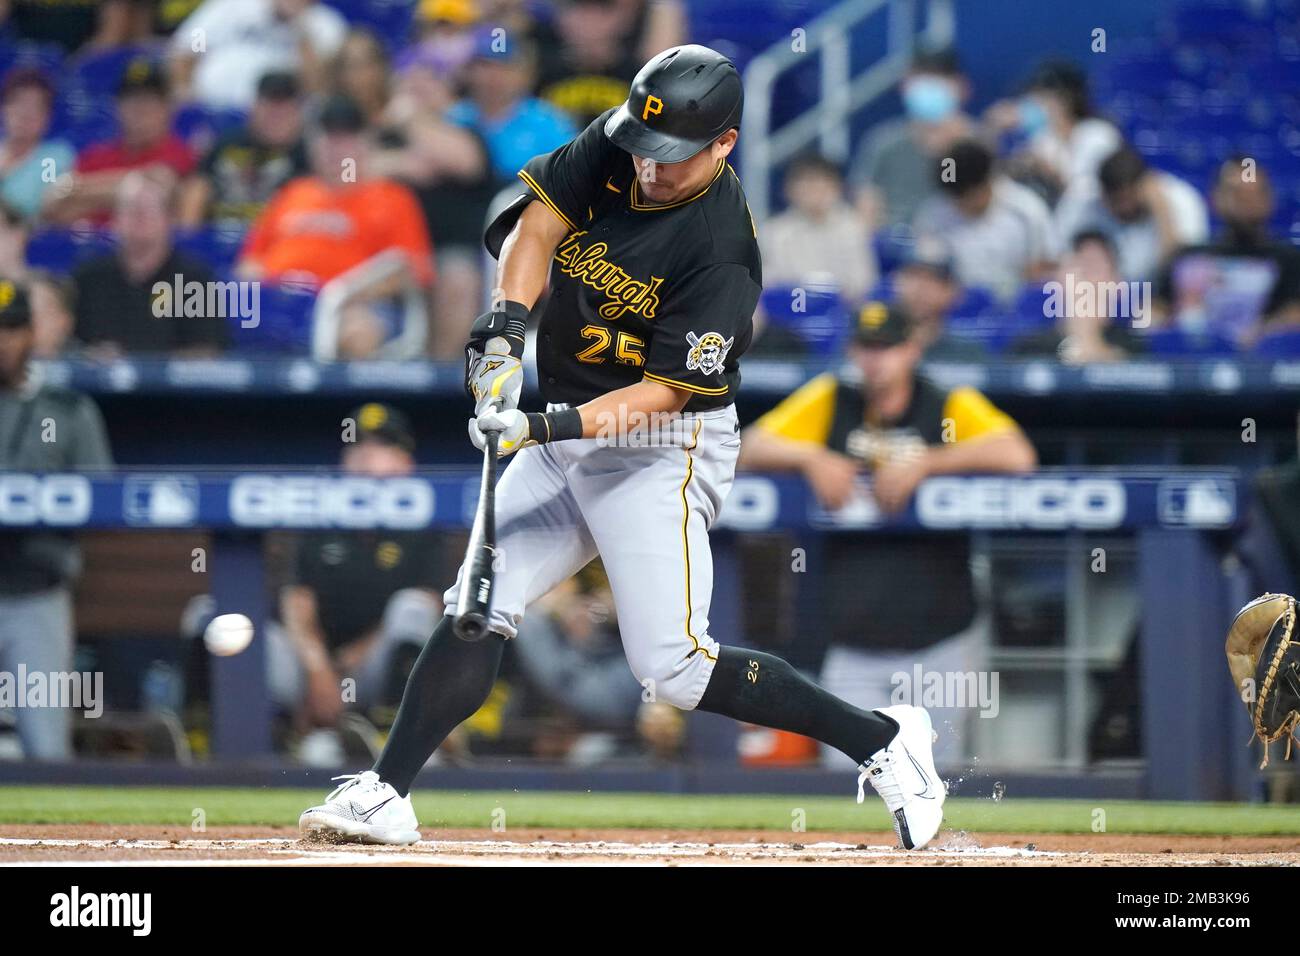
[1, 0, 1299, 776]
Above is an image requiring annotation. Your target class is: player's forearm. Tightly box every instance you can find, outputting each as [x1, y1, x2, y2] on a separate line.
[496, 202, 570, 310]
[280, 586, 332, 672]
[921, 430, 1038, 476]
[575, 380, 690, 438]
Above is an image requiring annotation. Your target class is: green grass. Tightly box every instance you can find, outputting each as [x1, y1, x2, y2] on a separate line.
[2, 786, 1300, 835]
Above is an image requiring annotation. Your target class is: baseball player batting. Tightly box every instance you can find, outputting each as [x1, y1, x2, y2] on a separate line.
[300, 44, 945, 850]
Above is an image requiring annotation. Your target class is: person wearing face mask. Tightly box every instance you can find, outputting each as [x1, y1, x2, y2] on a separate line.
[1155, 157, 1300, 344]
[985, 60, 1120, 206]
[848, 48, 978, 229]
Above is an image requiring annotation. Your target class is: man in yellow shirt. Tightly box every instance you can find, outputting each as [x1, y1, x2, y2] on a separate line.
[739, 301, 1036, 763]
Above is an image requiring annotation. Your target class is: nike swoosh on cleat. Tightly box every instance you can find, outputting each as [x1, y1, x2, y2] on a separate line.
[907, 751, 937, 800]
[359, 796, 395, 821]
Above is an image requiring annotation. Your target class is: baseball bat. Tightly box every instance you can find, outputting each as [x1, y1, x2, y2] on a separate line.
[453, 428, 499, 641]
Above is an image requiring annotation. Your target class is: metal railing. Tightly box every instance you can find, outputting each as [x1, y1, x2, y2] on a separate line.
[740, 0, 955, 221]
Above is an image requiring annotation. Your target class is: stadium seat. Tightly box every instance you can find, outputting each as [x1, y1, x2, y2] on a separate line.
[759, 283, 850, 357]
[25, 228, 115, 274]
[228, 282, 318, 354]
[68, 45, 156, 95]
[322, 0, 417, 48]
[174, 226, 248, 279]
[173, 104, 248, 154]
[1252, 327, 1300, 356]
[1140, 328, 1238, 356]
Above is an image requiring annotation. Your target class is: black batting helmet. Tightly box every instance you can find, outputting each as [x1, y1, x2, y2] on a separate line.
[604, 45, 743, 164]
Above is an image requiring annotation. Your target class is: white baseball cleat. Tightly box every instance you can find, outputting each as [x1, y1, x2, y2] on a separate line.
[857, 705, 946, 850]
[299, 771, 421, 845]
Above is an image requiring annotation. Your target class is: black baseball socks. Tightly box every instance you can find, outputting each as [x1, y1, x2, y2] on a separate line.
[697, 646, 899, 765]
[372, 615, 505, 796]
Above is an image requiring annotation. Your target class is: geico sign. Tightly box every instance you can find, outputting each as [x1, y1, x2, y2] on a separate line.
[0, 474, 92, 526]
[916, 477, 1126, 530]
[229, 476, 434, 529]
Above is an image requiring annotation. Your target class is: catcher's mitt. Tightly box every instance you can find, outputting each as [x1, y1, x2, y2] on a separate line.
[1226, 593, 1300, 767]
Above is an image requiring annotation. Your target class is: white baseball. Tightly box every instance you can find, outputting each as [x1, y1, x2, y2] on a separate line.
[204, 613, 255, 657]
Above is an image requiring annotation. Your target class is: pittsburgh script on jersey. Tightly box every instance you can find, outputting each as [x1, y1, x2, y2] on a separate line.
[554, 232, 664, 321]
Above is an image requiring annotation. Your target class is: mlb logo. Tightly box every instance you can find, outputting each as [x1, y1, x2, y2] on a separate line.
[124, 476, 200, 527]
[1157, 478, 1236, 528]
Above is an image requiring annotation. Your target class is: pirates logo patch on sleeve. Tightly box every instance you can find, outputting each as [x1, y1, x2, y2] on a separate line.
[685, 331, 734, 376]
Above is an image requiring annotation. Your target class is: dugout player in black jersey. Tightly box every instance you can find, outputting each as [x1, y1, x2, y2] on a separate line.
[302, 45, 947, 850]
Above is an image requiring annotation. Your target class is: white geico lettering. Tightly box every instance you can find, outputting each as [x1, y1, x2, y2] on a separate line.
[0, 474, 92, 526]
[916, 477, 1125, 530]
[229, 476, 434, 529]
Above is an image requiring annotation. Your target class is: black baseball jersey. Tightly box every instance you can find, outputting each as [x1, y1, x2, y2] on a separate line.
[289, 531, 443, 650]
[485, 108, 762, 412]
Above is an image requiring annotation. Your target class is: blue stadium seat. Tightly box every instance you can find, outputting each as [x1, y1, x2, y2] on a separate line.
[1140, 328, 1238, 356]
[173, 104, 248, 154]
[1252, 327, 1300, 356]
[174, 226, 248, 278]
[322, 0, 417, 48]
[25, 228, 115, 274]
[68, 45, 155, 95]
[949, 286, 998, 324]
[1010, 283, 1057, 331]
[759, 284, 850, 357]
[228, 283, 318, 354]
[3, 41, 65, 75]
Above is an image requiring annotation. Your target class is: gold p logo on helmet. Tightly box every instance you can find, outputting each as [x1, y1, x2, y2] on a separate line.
[642, 94, 664, 121]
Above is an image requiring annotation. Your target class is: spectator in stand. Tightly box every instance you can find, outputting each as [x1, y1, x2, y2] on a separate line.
[0, 199, 28, 281]
[892, 238, 986, 362]
[913, 138, 1056, 301]
[1010, 230, 1146, 363]
[848, 48, 979, 229]
[168, 0, 348, 110]
[26, 269, 76, 358]
[44, 59, 196, 226]
[985, 59, 1121, 207]
[72, 169, 229, 356]
[0, 67, 76, 221]
[533, 0, 654, 128]
[760, 153, 877, 308]
[270, 403, 443, 764]
[1055, 144, 1208, 283]
[374, 52, 493, 357]
[332, 29, 392, 128]
[238, 95, 435, 291]
[394, 0, 480, 80]
[77, 0, 158, 55]
[738, 302, 1036, 764]
[1155, 157, 1300, 344]
[448, 33, 576, 184]
[178, 71, 309, 227]
[0, 278, 114, 761]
